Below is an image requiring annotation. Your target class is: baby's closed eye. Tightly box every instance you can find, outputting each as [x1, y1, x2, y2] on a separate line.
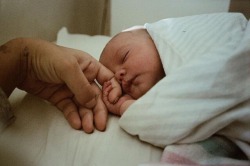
[122, 50, 129, 63]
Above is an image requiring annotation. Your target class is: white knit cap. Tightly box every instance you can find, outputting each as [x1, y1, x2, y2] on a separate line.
[122, 25, 145, 32]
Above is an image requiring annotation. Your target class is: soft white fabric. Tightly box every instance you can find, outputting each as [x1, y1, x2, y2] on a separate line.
[122, 25, 145, 32]
[56, 27, 110, 60]
[146, 13, 247, 74]
[119, 13, 250, 159]
[0, 28, 162, 166]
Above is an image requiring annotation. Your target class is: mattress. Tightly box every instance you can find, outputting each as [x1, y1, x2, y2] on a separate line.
[0, 28, 162, 166]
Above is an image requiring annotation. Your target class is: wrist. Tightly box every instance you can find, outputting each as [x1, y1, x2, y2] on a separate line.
[0, 38, 28, 96]
[120, 99, 135, 116]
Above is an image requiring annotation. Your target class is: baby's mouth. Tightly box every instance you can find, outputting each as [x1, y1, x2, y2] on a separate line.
[121, 77, 135, 93]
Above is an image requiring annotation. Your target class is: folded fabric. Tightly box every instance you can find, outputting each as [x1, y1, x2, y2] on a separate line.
[119, 13, 250, 162]
[0, 88, 15, 133]
[139, 136, 250, 166]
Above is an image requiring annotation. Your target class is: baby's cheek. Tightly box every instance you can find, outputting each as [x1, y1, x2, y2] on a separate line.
[129, 85, 143, 99]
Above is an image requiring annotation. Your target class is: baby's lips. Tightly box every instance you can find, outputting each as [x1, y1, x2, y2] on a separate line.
[121, 79, 132, 93]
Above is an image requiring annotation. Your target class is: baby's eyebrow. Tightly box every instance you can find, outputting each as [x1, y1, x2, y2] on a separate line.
[116, 46, 123, 57]
[117, 45, 129, 58]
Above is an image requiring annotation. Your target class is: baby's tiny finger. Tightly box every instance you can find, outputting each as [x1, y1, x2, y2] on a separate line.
[106, 84, 113, 93]
[112, 97, 119, 104]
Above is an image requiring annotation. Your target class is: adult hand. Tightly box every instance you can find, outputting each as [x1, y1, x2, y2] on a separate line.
[0, 38, 108, 133]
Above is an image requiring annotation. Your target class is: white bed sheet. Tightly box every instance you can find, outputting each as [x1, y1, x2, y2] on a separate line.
[0, 28, 162, 166]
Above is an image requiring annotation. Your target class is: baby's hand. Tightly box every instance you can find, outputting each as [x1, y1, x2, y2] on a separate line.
[103, 81, 134, 116]
[105, 78, 122, 104]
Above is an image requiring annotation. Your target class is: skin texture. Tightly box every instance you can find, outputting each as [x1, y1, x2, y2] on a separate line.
[0, 38, 122, 133]
[100, 29, 165, 116]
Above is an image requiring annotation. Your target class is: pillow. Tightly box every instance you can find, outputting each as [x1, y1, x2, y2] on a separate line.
[56, 27, 111, 60]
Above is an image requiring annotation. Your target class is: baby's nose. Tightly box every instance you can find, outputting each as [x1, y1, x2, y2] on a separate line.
[115, 69, 126, 83]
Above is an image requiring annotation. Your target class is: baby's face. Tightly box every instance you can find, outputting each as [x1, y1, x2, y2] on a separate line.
[100, 29, 165, 99]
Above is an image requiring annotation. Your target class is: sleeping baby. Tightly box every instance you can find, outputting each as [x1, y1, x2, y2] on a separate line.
[100, 13, 250, 165]
[99, 13, 250, 164]
[100, 28, 165, 115]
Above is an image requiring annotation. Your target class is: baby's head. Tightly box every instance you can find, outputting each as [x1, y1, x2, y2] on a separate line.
[100, 29, 165, 99]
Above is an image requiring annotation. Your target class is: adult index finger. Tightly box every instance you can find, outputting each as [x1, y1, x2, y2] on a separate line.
[60, 60, 97, 109]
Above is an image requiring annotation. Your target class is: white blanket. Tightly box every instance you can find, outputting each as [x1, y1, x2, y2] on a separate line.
[119, 13, 250, 161]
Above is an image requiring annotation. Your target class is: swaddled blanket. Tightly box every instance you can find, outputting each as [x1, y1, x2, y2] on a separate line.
[119, 13, 250, 165]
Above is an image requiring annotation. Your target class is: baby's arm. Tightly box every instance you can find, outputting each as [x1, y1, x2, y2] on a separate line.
[102, 81, 135, 116]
